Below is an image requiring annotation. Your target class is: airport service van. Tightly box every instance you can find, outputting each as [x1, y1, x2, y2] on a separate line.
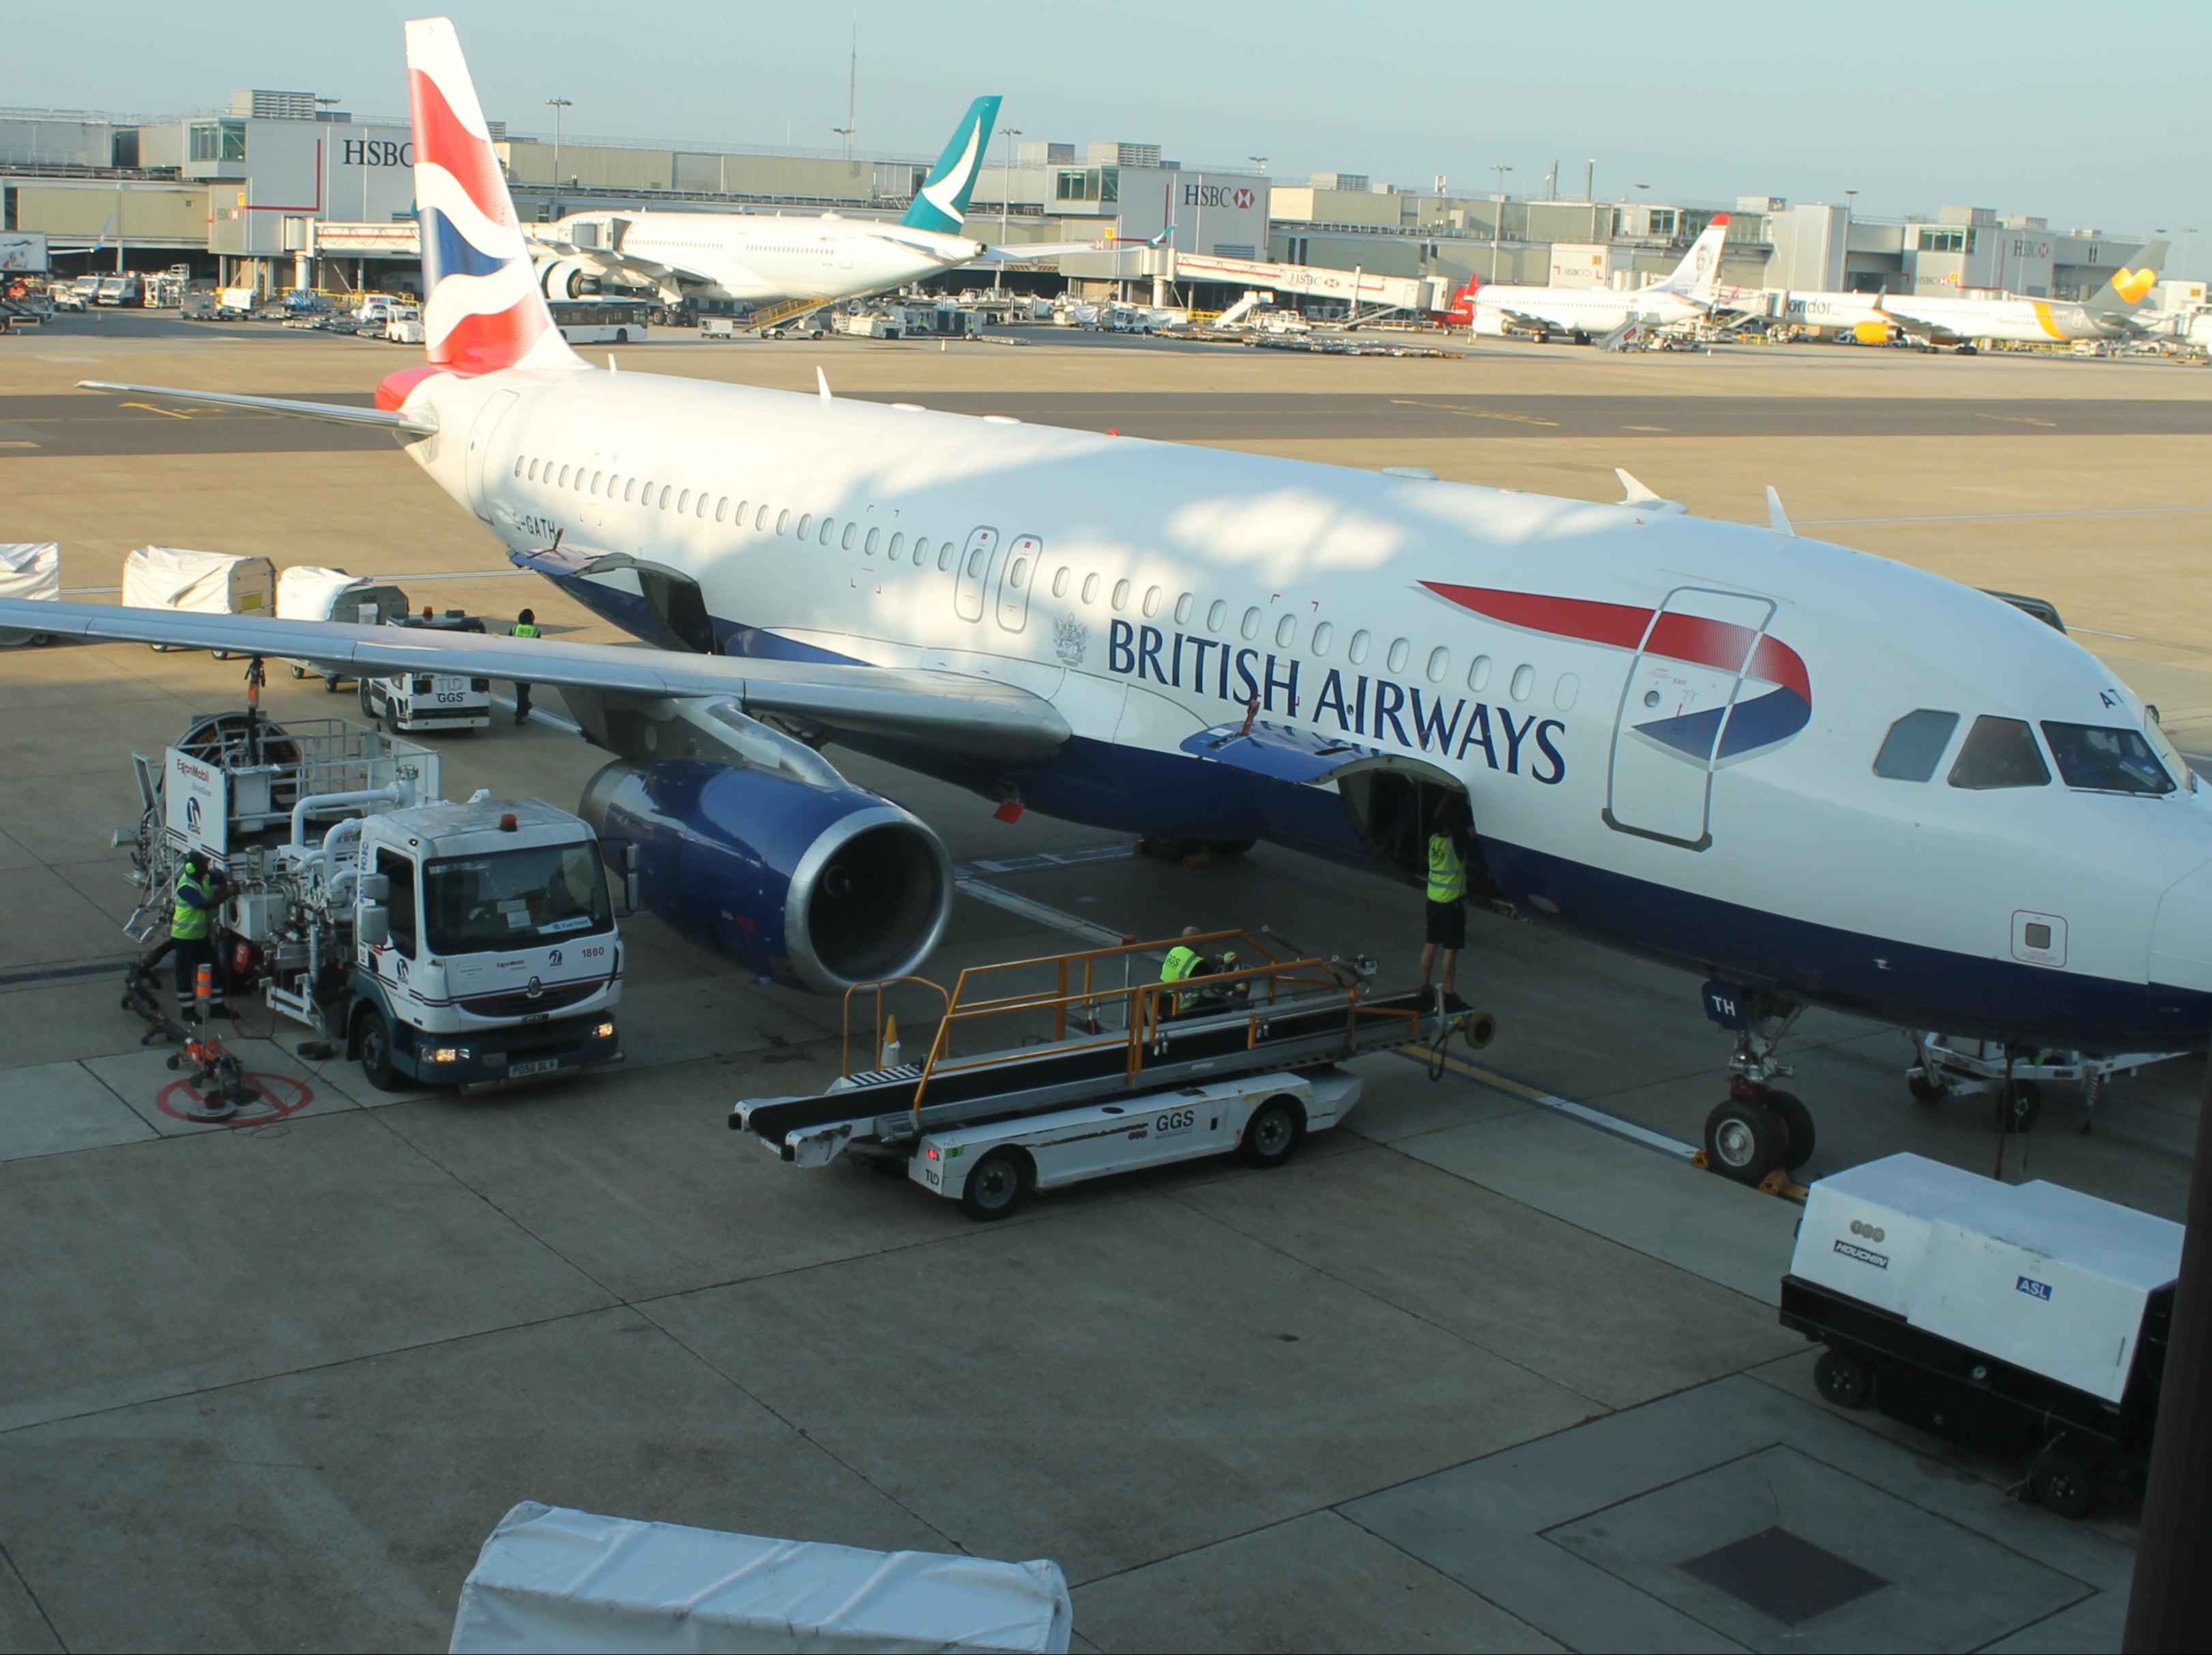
[359, 612, 494, 733]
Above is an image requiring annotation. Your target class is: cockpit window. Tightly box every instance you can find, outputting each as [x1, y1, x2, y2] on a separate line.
[1947, 716, 2051, 791]
[1873, 709, 1960, 781]
[2142, 714, 2196, 792]
[2040, 722, 2175, 795]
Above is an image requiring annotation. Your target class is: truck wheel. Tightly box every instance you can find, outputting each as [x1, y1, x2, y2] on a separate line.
[323, 673, 340, 694]
[289, 664, 305, 679]
[1908, 1070, 1947, 1104]
[359, 679, 375, 718]
[2030, 1440, 2096, 1519]
[382, 702, 401, 738]
[960, 1149, 1028, 1221]
[1814, 1348, 1871, 1410]
[1238, 1097, 1304, 1169]
[1765, 1090, 1816, 1171]
[355, 1008, 403, 1093]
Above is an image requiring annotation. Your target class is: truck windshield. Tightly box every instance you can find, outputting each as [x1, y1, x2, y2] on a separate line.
[422, 843, 612, 956]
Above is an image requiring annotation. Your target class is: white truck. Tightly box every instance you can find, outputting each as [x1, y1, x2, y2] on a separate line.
[359, 611, 495, 733]
[123, 709, 626, 1092]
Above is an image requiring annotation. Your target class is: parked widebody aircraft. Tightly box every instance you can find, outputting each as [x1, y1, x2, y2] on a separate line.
[17, 17, 2212, 1190]
[1773, 248, 2168, 349]
[529, 96, 1103, 314]
[1448, 216, 1734, 342]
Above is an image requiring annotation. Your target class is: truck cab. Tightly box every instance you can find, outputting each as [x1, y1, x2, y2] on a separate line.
[360, 611, 494, 733]
[351, 798, 623, 1089]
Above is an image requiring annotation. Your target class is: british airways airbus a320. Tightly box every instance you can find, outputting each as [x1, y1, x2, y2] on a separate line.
[10, 16, 2211, 1186]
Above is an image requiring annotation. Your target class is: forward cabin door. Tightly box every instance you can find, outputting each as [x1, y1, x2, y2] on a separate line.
[1603, 587, 1777, 851]
[953, 526, 1000, 621]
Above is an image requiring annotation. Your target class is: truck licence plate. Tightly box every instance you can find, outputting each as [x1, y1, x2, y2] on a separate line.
[509, 1058, 562, 1077]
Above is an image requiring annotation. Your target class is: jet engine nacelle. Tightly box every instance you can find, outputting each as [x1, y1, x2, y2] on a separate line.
[540, 257, 600, 300]
[580, 761, 953, 995]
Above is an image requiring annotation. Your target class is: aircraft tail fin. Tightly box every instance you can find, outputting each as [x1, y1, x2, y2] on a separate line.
[1442, 274, 1479, 325]
[1649, 214, 1730, 302]
[901, 96, 1003, 234]
[405, 16, 583, 375]
[2089, 241, 2168, 314]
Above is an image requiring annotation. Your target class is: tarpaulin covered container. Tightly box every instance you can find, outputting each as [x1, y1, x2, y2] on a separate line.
[450, 1502, 1072, 1654]
[0, 543, 59, 645]
[121, 544, 275, 615]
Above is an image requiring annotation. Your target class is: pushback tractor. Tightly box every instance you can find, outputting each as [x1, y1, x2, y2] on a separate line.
[732, 931, 1496, 1219]
[119, 699, 626, 1091]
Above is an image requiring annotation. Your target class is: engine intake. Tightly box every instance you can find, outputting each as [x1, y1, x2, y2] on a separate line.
[580, 761, 953, 994]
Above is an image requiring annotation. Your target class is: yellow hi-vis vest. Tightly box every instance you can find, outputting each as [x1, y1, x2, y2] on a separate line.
[512, 621, 541, 639]
[1161, 944, 1202, 1012]
[1427, 834, 1467, 904]
[172, 868, 214, 940]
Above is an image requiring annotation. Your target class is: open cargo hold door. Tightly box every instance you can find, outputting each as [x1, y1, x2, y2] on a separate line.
[1176, 718, 1500, 897]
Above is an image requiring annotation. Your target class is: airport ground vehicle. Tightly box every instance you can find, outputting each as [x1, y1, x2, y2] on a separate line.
[734, 931, 1493, 1219]
[121, 704, 624, 1092]
[1782, 1153, 2180, 1518]
[95, 274, 143, 306]
[358, 610, 494, 733]
[549, 297, 650, 343]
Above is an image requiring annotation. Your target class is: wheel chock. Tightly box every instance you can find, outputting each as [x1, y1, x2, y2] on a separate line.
[1689, 1148, 1710, 1171]
[1758, 1167, 1809, 1202]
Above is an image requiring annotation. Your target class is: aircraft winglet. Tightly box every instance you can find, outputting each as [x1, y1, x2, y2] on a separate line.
[1614, 468, 1687, 516]
[1766, 486, 1796, 536]
[817, 367, 832, 404]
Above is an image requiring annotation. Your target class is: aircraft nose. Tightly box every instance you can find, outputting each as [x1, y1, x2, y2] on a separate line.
[2150, 857, 2212, 991]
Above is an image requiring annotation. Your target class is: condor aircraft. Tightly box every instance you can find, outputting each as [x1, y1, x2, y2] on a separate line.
[1449, 216, 1734, 342]
[1778, 248, 2168, 349]
[14, 16, 2212, 1190]
[530, 96, 1105, 314]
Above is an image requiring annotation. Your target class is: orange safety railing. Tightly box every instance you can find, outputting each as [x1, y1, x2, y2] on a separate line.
[844, 931, 1432, 1129]
[841, 975, 952, 1079]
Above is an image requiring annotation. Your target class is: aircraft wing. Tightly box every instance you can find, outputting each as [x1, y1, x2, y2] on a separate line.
[1494, 306, 1567, 334]
[0, 599, 1070, 762]
[1874, 305, 1963, 346]
[77, 380, 437, 435]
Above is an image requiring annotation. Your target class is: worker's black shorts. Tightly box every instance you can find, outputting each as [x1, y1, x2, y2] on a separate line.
[1425, 900, 1466, 950]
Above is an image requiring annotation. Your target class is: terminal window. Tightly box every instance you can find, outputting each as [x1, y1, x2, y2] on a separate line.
[1649, 209, 1676, 236]
[1054, 168, 1118, 204]
[1917, 227, 1977, 254]
[189, 120, 247, 163]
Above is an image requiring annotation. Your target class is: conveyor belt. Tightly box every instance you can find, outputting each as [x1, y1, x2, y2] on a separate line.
[736, 984, 1457, 1155]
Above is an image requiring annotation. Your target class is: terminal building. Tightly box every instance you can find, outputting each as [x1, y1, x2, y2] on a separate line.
[0, 91, 2161, 309]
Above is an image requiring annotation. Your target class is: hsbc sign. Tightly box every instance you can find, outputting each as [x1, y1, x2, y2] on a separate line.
[1183, 184, 1257, 211]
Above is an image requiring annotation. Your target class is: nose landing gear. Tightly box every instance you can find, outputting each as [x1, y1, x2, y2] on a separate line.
[1699, 982, 1814, 1186]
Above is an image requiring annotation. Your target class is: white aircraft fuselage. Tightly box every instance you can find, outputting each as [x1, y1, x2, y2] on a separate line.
[540, 209, 983, 308]
[398, 360, 2212, 1050]
[1466, 283, 1708, 339]
[1782, 289, 2112, 345]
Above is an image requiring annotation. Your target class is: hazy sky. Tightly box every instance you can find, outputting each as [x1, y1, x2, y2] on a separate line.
[10, 0, 2209, 274]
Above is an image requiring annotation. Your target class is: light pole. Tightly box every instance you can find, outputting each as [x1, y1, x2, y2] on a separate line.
[546, 98, 572, 223]
[1488, 164, 1512, 284]
[995, 126, 1021, 295]
[1586, 158, 1595, 201]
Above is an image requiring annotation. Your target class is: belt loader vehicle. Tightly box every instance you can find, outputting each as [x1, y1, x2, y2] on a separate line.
[121, 705, 625, 1091]
[734, 931, 1494, 1218]
[1783, 1152, 2181, 1518]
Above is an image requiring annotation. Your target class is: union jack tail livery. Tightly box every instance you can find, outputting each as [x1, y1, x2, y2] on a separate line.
[406, 16, 582, 376]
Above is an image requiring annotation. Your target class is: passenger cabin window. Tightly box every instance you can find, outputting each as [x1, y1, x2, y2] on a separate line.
[1312, 621, 1334, 655]
[2041, 722, 2175, 795]
[1873, 709, 1960, 781]
[1947, 716, 2051, 790]
[1175, 592, 1195, 624]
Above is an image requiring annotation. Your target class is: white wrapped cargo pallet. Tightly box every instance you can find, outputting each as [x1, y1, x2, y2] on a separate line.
[450, 1502, 1072, 1654]
[121, 544, 276, 615]
[276, 563, 373, 622]
[0, 543, 59, 645]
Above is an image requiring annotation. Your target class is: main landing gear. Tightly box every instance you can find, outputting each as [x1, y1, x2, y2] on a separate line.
[1700, 981, 1815, 1186]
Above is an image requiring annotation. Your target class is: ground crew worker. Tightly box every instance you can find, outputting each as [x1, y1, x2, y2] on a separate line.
[511, 608, 540, 724]
[1419, 797, 1475, 1006]
[1159, 926, 1206, 1018]
[171, 851, 230, 1021]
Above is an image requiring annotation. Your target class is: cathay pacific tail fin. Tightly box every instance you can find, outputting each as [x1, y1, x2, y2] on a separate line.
[901, 96, 1002, 235]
